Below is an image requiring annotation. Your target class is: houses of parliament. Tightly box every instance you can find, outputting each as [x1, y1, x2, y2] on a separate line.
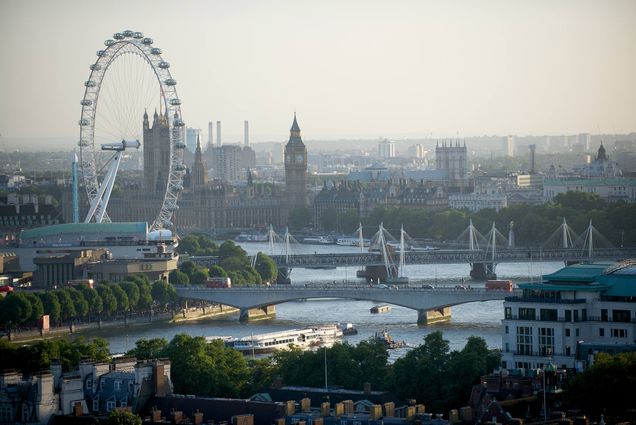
[85, 113, 308, 231]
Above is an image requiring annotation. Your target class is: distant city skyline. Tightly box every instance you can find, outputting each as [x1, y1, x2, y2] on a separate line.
[1, 0, 635, 148]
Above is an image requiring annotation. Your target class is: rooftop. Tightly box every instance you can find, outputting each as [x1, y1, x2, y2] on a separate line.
[20, 222, 148, 240]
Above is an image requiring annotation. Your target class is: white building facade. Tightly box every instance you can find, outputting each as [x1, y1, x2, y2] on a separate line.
[501, 261, 636, 372]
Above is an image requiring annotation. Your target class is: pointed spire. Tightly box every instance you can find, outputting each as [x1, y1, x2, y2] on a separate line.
[291, 112, 300, 132]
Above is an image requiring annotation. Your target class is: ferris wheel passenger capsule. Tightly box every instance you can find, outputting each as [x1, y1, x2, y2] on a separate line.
[158, 61, 170, 69]
[78, 119, 90, 126]
[113, 33, 124, 40]
[175, 142, 186, 149]
[84, 80, 96, 88]
[80, 99, 92, 106]
[78, 139, 90, 147]
[105, 39, 115, 47]
[142, 37, 153, 45]
[169, 98, 181, 106]
[167, 204, 179, 211]
[174, 119, 185, 127]
[164, 78, 176, 86]
[151, 47, 162, 55]
[133, 32, 144, 39]
[162, 220, 173, 228]
[123, 30, 134, 37]
[174, 164, 186, 172]
[90, 64, 102, 71]
[96, 50, 108, 57]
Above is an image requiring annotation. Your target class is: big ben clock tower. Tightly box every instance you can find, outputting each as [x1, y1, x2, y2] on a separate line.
[284, 113, 307, 209]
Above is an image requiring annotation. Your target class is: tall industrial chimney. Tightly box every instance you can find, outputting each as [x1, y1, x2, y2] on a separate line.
[528, 144, 537, 174]
[208, 121, 213, 147]
[216, 121, 221, 147]
[244, 121, 249, 147]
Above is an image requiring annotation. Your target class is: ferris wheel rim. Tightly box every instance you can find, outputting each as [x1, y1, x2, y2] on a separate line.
[78, 31, 185, 231]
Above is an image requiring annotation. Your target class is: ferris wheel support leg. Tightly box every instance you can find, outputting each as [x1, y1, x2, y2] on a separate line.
[95, 152, 123, 223]
[84, 152, 122, 223]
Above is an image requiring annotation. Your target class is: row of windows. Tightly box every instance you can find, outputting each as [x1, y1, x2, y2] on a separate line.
[599, 328, 628, 338]
[508, 307, 588, 322]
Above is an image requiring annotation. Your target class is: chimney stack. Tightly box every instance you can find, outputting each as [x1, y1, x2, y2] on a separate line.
[216, 121, 222, 146]
[208, 121, 213, 147]
[528, 144, 537, 174]
[244, 120, 249, 147]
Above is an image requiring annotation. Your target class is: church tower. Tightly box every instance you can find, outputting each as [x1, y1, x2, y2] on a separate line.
[192, 134, 208, 189]
[143, 109, 171, 192]
[284, 113, 308, 209]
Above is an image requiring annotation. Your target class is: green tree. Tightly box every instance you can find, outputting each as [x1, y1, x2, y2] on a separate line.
[151, 281, 176, 307]
[254, 253, 277, 283]
[0, 292, 33, 326]
[165, 334, 250, 397]
[119, 281, 140, 311]
[109, 284, 129, 313]
[178, 260, 198, 278]
[169, 269, 190, 285]
[177, 235, 200, 255]
[23, 292, 44, 323]
[338, 209, 360, 234]
[218, 240, 248, 260]
[96, 285, 117, 317]
[564, 351, 636, 418]
[134, 279, 153, 310]
[126, 338, 169, 360]
[107, 409, 142, 425]
[54, 289, 76, 322]
[66, 288, 89, 319]
[79, 285, 103, 318]
[208, 265, 227, 278]
[38, 291, 62, 324]
[190, 268, 209, 285]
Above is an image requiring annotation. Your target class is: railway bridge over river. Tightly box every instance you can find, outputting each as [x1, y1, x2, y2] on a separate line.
[175, 285, 520, 324]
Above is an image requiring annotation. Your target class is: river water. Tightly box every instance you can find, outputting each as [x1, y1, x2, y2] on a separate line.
[96, 242, 564, 357]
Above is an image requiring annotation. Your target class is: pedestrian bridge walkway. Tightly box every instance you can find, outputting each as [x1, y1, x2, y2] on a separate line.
[175, 285, 518, 324]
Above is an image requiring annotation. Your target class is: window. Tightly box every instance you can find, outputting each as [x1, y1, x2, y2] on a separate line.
[565, 329, 570, 337]
[574, 310, 579, 322]
[582, 309, 587, 321]
[505, 343, 510, 351]
[576, 328, 579, 337]
[601, 309, 608, 321]
[540, 309, 557, 321]
[106, 401, 115, 412]
[612, 310, 631, 323]
[515, 361, 531, 369]
[565, 310, 572, 322]
[114, 380, 121, 391]
[519, 308, 536, 321]
[611, 329, 627, 338]
[100, 379, 105, 390]
[538, 328, 555, 356]
[565, 346, 571, 356]
[505, 307, 512, 319]
[516, 326, 533, 355]
[599, 328, 604, 336]
[93, 400, 99, 412]
[86, 378, 92, 390]
[505, 325, 509, 334]
[0, 406, 12, 422]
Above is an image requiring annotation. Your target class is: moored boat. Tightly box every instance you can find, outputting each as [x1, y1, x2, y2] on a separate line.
[312, 323, 343, 343]
[374, 329, 406, 349]
[338, 322, 358, 335]
[370, 304, 392, 314]
[232, 329, 320, 355]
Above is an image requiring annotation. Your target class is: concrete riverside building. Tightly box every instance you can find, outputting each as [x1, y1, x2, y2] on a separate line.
[501, 260, 636, 371]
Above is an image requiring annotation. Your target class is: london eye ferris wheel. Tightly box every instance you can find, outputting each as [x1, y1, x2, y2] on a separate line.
[78, 30, 185, 231]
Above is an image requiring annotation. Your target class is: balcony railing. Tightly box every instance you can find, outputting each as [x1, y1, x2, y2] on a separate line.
[505, 296, 586, 304]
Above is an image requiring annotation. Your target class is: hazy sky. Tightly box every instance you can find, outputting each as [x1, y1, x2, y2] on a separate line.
[1, 0, 635, 148]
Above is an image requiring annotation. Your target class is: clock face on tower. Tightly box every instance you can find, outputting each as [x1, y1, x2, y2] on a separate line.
[296, 154, 304, 164]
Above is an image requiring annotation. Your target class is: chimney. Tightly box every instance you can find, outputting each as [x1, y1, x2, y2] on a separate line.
[171, 410, 183, 424]
[208, 121, 214, 147]
[244, 120, 249, 147]
[193, 410, 204, 425]
[151, 408, 162, 423]
[383, 402, 395, 417]
[216, 121, 222, 146]
[343, 400, 354, 414]
[528, 144, 537, 174]
[153, 362, 167, 396]
[320, 402, 330, 417]
[301, 397, 311, 412]
[73, 401, 83, 417]
[285, 400, 295, 416]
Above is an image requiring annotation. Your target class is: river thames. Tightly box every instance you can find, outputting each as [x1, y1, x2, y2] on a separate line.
[96, 242, 564, 358]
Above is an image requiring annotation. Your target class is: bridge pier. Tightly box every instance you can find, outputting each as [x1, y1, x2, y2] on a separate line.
[276, 267, 292, 285]
[356, 265, 391, 283]
[239, 305, 276, 322]
[469, 262, 497, 280]
[417, 307, 452, 325]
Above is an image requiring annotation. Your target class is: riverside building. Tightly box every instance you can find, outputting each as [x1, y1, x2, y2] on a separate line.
[501, 260, 636, 371]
